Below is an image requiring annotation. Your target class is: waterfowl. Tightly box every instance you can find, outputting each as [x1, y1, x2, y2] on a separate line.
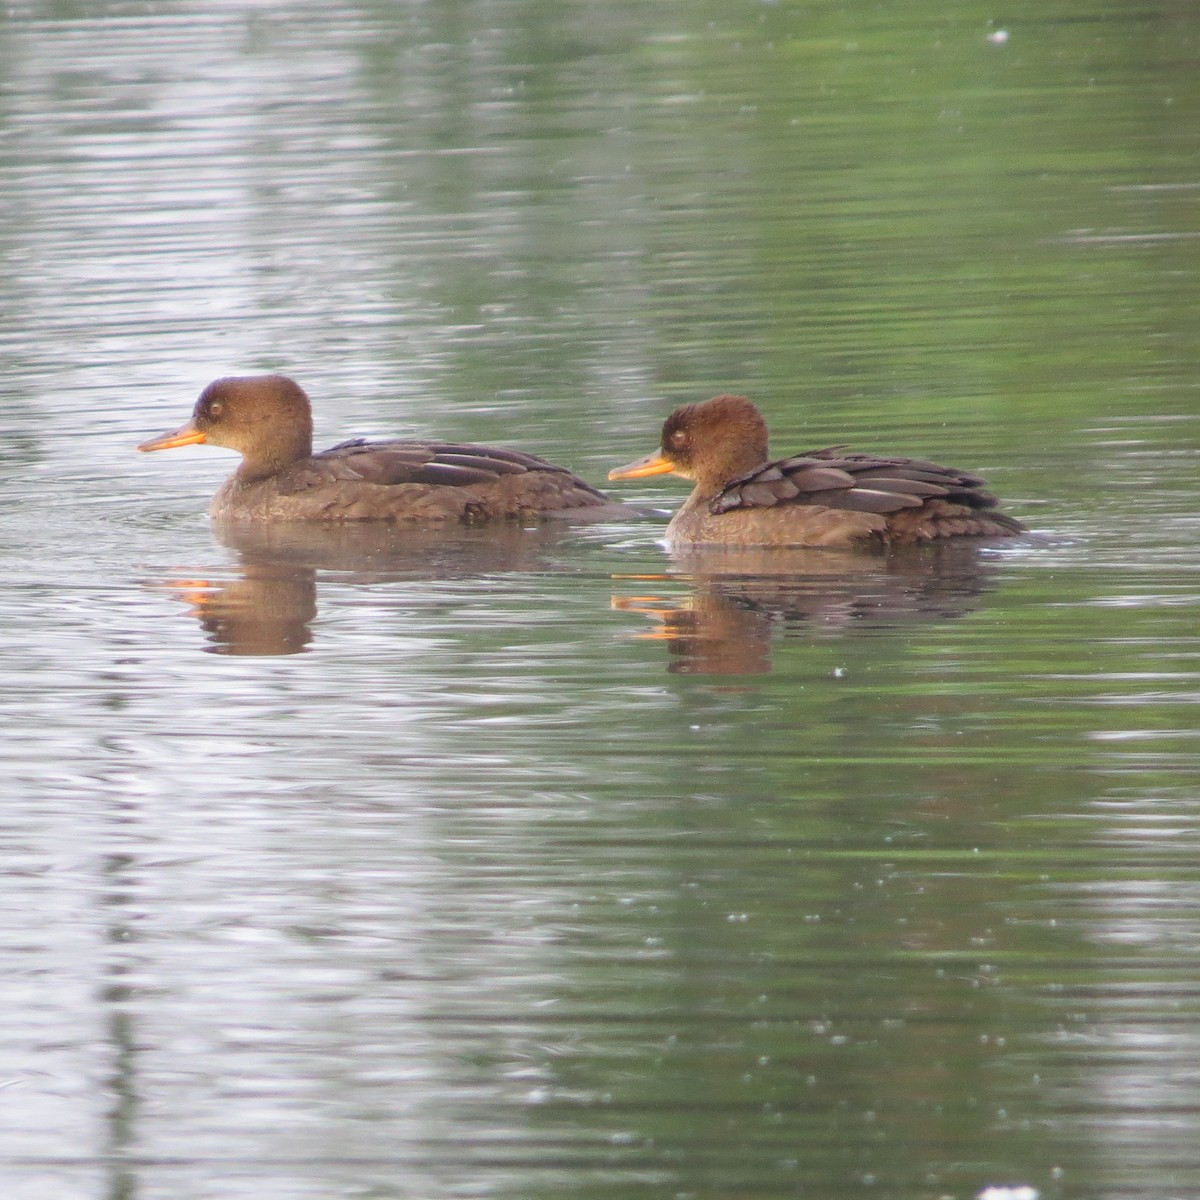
[608, 394, 1025, 548]
[139, 375, 617, 522]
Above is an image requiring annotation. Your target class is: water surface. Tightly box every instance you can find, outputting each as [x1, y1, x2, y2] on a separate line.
[2, 3, 1200, 1199]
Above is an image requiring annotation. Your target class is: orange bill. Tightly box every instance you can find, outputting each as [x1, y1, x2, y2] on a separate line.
[138, 421, 207, 452]
[608, 450, 675, 481]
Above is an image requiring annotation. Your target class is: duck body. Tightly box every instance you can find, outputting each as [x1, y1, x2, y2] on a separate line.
[208, 434, 611, 522]
[139, 375, 616, 523]
[609, 394, 1025, 549]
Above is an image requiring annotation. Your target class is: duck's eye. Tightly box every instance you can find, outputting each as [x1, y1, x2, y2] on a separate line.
[669, 429, 687, 449]
[208, 401, 224, 419]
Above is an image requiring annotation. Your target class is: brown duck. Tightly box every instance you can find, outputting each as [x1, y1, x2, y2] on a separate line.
[139, 375, 617, 522]
[608, 394, 1025, 548]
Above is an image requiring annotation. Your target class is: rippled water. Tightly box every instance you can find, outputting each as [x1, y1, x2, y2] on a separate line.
[2, 3, 1200, 1199]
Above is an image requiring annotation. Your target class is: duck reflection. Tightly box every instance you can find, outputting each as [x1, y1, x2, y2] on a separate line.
[613, 542, 1005, 675]
[155, 564, 319, 656]
[151, 520, 570, 655]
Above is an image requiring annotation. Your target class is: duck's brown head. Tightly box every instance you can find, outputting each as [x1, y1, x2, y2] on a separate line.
[139, 375, 315, 479]
[608, 394, 771, 496]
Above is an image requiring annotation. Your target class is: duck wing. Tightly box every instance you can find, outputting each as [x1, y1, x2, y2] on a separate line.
[287, 438, 586, 491]
[710, 447, 1003, 516]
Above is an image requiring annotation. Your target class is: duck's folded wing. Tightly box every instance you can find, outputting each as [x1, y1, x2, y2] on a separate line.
[710, 449, 1002, 516]
[299, 439, 571, 489]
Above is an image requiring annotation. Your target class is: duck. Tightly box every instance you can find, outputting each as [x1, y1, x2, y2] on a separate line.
[139, 375, 618, 522]
[608, 393, 1026, 547]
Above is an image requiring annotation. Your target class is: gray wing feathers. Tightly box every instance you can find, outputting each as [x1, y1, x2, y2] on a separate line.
[711, 448, 1003, 516]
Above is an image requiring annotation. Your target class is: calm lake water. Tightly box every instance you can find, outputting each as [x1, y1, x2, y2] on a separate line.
[2, 2, 1199, 1198]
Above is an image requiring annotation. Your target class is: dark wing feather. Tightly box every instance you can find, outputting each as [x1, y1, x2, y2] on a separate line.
[429, 442, 566, 472]
[310, 438, 570, 488]
[847, 474, 949, 498]
[820, 488, 923, 514]
[736, 482, 787, 507]
[711, 446, 1006, 516]
[784, 465, 858, 492]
